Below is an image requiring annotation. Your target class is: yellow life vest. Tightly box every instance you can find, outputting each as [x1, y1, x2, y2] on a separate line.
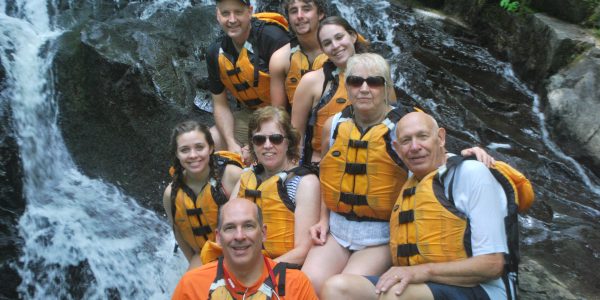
[208, 256, 295, 300]
[302, 62, 351, 161]
[389, 168, 469, 266]
[217, 14, 289, 109]
[173, 178, 227, 253]
[319, 107, 410, 221]
[237, 166, 299, 257]
[285, 44, 328, 104]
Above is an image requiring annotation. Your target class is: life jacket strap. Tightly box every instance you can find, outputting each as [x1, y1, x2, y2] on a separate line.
[398, 210, 415, 224]
[192, 225, 213, 237]
[345, 163, 367, 175]
[403, 187, 416, 197]
[397, 244, 420, 257]
[245, 189, 262, 199]
[348, 139, 368, 148]
[339, 192, 368, 206]
[186, 207, 204, 216]
[226, 67, 242, 76]
[233, 81, 251, 91]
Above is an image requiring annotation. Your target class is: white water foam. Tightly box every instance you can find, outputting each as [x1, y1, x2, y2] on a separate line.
[1, 0, 186, 298]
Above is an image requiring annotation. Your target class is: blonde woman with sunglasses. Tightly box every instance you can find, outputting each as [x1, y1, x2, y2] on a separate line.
[230, 106, 321, 266]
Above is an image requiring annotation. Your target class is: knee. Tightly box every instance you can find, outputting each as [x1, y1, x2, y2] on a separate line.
[321, 274, 353, 299]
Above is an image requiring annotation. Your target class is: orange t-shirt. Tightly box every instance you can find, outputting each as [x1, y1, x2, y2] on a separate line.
[172, 257, 318, 300]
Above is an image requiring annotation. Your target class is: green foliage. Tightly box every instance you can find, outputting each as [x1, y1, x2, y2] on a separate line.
[500, 0, 520, 12]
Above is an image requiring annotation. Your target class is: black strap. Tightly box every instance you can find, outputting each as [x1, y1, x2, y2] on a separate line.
[233, 81, 250, 91]
[245, 189, 262, 199]
[272, 263, 288, 296]
[397, 244, 420, 257]
[226, 67, 241, 75]
[338, 211, 388, 222]
[244, 98, 263, 108]
[339, 192, 368, 206]
[186, 207, 203, 216]
[398, 210, 414, 224]
[192, 225, 213, 237]
[345, 163, 367, 175]
[403, 187, 416, 197]
[348, 139, 368, 148]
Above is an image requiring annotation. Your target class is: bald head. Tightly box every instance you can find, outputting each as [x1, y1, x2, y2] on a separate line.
[217, 198, 263, 229]
[394, 112, 446, 180]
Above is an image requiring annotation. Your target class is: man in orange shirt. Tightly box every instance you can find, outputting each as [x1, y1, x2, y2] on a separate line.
[172, 197, 318, 300]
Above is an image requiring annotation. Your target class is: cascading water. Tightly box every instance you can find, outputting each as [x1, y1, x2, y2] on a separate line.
[2, 0, 599, 298]
[0, 0, 186, 298]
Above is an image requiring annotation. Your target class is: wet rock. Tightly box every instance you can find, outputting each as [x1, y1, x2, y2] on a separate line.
[0, 85, 25, 299]
[546, 48, 600, 177]
[529, 0, 598, 24]
[54, 5, 217, 211]
[519, 257, 579, 300]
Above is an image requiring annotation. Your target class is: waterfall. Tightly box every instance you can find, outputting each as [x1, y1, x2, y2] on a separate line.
[0, 0, 186, 298]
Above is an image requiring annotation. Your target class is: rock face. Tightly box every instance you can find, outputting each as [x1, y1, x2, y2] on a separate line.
[0, 71, 25, 299]
[430, 0, 600, 178]
[546, 48, 600, 176]
[54, 5, 217, 211]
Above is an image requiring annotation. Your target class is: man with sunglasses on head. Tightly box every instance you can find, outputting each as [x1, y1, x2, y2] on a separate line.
[172, 198, 318, 300]
[207, 0, 290, 163]
[269, 0, 329, 110]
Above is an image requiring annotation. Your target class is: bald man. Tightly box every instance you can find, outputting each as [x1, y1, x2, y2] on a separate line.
[320, 112, 512, 300]
[173, 198, 318, 300]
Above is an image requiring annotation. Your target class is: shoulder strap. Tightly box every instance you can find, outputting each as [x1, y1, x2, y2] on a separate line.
[271, 262, 301, 297]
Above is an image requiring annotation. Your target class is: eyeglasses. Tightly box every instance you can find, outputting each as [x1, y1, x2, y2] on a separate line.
[346, 75, 386, 88]
[251, 134, 286, 146]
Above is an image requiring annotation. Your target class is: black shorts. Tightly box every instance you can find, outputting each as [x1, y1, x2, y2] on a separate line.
[363, 276, 490, 300]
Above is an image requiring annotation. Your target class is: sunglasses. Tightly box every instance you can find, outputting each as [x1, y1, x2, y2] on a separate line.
[346, 75, 386, 88]
[251, 134, 286, 146]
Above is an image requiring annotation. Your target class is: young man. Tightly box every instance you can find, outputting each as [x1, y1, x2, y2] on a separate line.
[172, 198, 318, 300]
[207, 0, 289, 156]
[269, 0, 328, 109]
[320, 112, 512, 300]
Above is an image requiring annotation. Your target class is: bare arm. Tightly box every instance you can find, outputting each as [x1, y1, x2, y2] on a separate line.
[460, 147, 495, 167]
[274, 174, 321, 265]
[376, 253, 505, 296]
[229, 179, 242, 201]
[221, 164, 243, 198]
[212, 91, 241, 154]
[163, 185, 195, 262]
[291, 70, 324, 153]
[269, 44, 291, 108]
[308, 116, 334, 245]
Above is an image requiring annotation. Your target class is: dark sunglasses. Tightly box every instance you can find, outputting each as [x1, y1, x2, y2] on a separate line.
[251, 134, 286, 146]
[346, 75, 386, 88]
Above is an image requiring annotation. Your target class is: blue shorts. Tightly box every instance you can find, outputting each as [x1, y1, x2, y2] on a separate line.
[363, 276, 490, 300]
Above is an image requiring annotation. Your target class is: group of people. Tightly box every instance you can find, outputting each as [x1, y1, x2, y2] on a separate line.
[163, 0, 524, 299]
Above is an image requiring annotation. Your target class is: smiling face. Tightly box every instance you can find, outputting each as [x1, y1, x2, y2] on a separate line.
[216, 198, 266, 271]
[175, 130, 213, 177]
[287, 0, 324, 36]
[251, 119, 290, 173]
[216, 0, 253, 45]
[318, 24, 357, 67]
[394, 112, 447, 180]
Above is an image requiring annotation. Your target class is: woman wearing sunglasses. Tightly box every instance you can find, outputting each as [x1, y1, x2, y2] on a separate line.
[301, 53, 494, 294]
[163, 120, 243, 270]
[230, 106, 321, 265]
[291, 16, 392, 169]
